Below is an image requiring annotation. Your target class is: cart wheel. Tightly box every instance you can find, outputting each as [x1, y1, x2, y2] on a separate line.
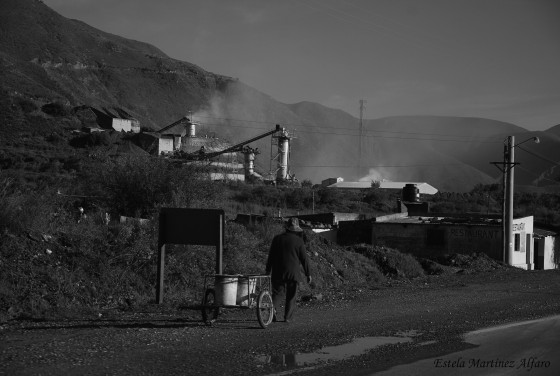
[256, 290, 274, 328]
[201, 288, 219, 324]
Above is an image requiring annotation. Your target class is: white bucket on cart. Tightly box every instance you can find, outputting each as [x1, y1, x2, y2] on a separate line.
[214, 275, 238, 306]
[236, 277, 256, 306]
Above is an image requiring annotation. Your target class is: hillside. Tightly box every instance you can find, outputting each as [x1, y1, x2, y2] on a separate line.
[0, 0, 231, 130]
[545, 124, 560, 139]
[1, 0, 559, 192]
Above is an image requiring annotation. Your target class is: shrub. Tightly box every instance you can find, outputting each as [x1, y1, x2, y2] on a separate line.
[0, 213, 160, 318]
[349, 244, 425, 279]
[90, 155, 219, 218]
[17, 98, 38, 113]
[69, 132, 115, 148]
[46, 133, 65, 145]
[317, 187, 342, 206]
[41, 102, 68, 117]
[286, 188, 312, 210]
[0, 177, 60, 234]
[222, 222, 268, 275]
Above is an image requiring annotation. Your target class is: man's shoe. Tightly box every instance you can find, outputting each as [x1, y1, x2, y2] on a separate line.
[284, 319, 292, 323]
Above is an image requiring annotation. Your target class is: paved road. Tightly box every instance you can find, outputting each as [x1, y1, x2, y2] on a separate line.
[375, 315, 560, 376]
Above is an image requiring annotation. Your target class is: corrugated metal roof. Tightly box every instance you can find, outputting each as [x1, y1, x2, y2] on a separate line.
[534, 228, 557, 237]
[326, 181, 438, 194]
[159, 124, 186, 136]
[374, 215, 501, 226]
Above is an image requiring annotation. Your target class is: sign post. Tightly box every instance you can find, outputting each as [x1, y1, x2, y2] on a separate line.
[156, 208, 225, 304]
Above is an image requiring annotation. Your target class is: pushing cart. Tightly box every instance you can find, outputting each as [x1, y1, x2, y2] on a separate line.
[201, 274, 275, 329]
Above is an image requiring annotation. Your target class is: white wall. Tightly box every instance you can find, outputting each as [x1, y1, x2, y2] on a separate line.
[210, 173, 245, 181]
[511, 216, 534, 270]
[158, 138, 174, 154]
[541, 237, 558, 270]
[112, 118, 132, 132]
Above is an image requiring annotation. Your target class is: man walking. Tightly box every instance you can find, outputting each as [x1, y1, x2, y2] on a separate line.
[266, 217, 312, 323]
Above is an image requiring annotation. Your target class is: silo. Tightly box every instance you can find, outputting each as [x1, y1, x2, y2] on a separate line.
[402, 184, 420, 202]
[243, 148, 256, 178]
[276, 129, 290, 181]
[187, 121, 196, 137]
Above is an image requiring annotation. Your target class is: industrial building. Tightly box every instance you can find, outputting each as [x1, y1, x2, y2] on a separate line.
[143, 118, 298, 184]
[89, 107, 140, 133]
[75, 106, 141, 133]
[336, 211, 557, 270]
[322, 178, 438, 195]
[291, 183, 558, 270]
[373, 214, 533, 269]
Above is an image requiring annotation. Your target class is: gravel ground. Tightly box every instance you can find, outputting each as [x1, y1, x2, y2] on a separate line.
[1, 268, 560, 376]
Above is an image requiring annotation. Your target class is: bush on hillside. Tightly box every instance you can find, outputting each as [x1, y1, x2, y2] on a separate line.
[0, 177, 62, 235]
[0, 215, 159, 319]
[89, 155, 220, 218]
[349, 244, 425, 279]
[317, 187, 344, 206]
[223, 222, 269, 275]
[363, 186, 396, 212]
[17, 98, 38, 114]
[41, 102, 68, 117]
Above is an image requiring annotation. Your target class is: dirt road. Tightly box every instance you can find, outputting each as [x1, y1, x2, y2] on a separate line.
[2, 269, 560, 376]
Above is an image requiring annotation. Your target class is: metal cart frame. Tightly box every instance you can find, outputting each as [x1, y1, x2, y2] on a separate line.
[200, 274, 275, 329]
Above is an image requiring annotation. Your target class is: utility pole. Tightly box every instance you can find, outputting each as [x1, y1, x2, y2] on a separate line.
[490, 138, 516, 264]
[491, 135, 538, 265]
[505, 136, 515, 265]
[312, 190, 315, 214]
[358, 99, 366, 180]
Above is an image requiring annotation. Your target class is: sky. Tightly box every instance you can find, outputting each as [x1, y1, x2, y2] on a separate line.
[42, 0, 560, 131]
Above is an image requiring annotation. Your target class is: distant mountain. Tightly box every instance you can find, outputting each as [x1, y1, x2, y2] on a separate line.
[545, 124, 560, 139]
[1, 0, 559, 192]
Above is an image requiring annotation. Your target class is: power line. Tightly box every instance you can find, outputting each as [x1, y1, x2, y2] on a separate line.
[518, 146, 560, 167]
[291, 163, 465, 168]
[293, 128, 500, 143]
[516, 165, 560, 186]
[195, 114, 499, 138]
[194, 115, 501, 143]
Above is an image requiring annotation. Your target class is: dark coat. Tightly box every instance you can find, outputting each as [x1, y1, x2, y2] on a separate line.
[266, 231, 311, 282]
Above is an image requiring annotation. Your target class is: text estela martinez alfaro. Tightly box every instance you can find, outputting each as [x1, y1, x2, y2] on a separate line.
[434, 357, 550, 371]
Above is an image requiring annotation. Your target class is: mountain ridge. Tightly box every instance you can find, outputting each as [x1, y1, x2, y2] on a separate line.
[1, 0, 559, 192]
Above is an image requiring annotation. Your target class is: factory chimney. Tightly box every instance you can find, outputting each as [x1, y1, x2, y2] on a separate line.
[276, 128, 292, 181]
[242, 146, 259, 178]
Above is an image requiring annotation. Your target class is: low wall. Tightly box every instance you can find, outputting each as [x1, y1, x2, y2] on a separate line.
[338, 220, 374, 245]
[371, 222, 502, 259]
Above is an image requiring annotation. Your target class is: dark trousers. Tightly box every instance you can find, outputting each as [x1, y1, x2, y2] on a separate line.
[271, 279, 298, 321]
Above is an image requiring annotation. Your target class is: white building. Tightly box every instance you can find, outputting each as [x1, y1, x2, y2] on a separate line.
[323, 178, 438, 195]
[111, 117, 140, 133]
